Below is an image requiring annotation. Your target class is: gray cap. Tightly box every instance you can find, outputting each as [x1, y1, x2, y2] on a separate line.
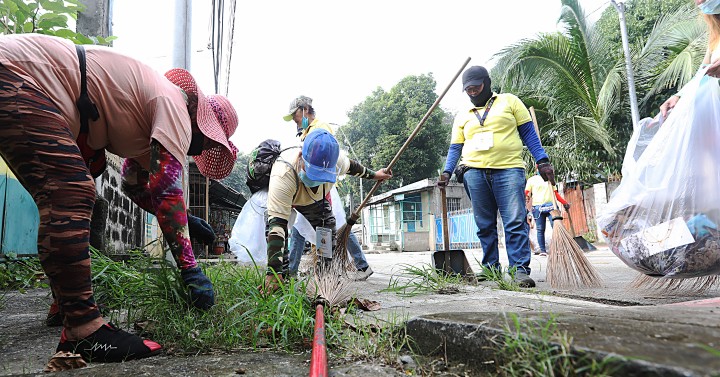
[283, 95, 313, 121]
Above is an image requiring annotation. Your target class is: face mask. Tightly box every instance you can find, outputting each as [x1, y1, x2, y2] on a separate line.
[700, 0, 720, 14]
[468, 77, 493, 107]
[299, 171, 323, 187]
[301, 109, 310, 130]
[187, 132, 205, 156]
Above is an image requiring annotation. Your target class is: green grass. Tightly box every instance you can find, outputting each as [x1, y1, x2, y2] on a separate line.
[381, 263, 464, 297]
[87, 247, 414, 368]
[479, 265, 523, 292]
[0, 254, 47, 292]
[494, 313, 621, 377]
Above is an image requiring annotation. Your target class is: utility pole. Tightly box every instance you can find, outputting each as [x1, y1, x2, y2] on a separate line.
[173, 0, 192, 70]
[611, 0, 640, 129]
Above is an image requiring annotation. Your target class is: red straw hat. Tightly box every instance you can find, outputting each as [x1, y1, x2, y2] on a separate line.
[164, 68, 238, 179]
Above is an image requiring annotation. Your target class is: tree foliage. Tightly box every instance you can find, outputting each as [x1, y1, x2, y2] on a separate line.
[490, 0, 703, 184]
[336, 74, 452, 211]
[220, 152, 252, 200]
[0, 0, 116, 45]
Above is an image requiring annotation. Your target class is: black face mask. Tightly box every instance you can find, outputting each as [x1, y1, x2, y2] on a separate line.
[468, 77, 493, 107]
[187, 132, 205, 156]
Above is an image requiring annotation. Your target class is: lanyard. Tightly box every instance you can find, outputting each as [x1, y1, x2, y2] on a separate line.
[471, 96, 496, 127]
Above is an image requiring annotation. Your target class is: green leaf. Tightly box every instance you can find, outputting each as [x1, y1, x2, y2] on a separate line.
[53, 29, 77, 39]
[22, 21, 33, 33]
[75, 34, 93, 45]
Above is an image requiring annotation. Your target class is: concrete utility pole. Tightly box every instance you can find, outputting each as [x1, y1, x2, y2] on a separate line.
[611, 0, 640, 129]
[173, 0, 192, 70]
[77, 0, 112, 38]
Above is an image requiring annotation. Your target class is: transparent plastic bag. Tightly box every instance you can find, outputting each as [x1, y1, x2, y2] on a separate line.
[294, 186, 347, 244]
[229, 190, 268, 266]
[597, 68, 720, 278]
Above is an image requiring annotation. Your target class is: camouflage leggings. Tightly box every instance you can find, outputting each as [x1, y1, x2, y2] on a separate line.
[0, 64, 100, 327]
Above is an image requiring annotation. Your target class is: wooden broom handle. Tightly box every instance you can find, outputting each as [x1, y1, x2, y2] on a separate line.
[350, 57, 472, 217]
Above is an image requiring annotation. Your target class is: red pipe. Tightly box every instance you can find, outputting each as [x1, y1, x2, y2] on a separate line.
[309, 304, 328, 377]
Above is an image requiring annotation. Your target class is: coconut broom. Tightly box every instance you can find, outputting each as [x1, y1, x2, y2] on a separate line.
[305, 257, 352, 377]
[528, 108, 602, 289]
[334, 57, 472, 266]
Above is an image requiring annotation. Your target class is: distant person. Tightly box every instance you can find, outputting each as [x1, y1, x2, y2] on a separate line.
[525, 167, 570, 256]
[0, 34, 238, 363]
[438, 65, 555, 288]
[282, 95, 374, 281]
[263, 130, 391, 291]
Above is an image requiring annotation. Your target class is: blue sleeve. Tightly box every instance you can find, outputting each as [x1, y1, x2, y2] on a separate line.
[443, 143, 463, 174]
[517, 121, 548, 162]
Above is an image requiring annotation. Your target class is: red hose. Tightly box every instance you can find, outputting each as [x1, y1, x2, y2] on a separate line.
[309, 304, 328, 377]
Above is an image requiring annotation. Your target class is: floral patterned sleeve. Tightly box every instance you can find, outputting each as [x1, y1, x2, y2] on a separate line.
[121, 140, 197, 269]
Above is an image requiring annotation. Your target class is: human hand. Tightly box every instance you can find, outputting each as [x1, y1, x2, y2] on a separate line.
[187, 214, 216, 245]
[537, 161, 556, 186]
[437, 172, 451, 187]
[180, 267, 215, 310]
[260, 274, 284, 295]
[563, 203, 571, 211]
[707, 59, 720, 78]
[659, 95, 680, 118]
[374, 168, 393, 182]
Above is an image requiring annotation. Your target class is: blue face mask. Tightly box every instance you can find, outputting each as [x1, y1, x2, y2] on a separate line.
[299, 171, 323, 187]
[301, 116, 309, 129]
[700, 0, 720, 14]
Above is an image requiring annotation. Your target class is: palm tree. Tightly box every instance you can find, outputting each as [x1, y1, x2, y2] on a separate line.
[491, 0, 621, 182]
[633, 4, 706, 114]
[491, 0, 706, 183]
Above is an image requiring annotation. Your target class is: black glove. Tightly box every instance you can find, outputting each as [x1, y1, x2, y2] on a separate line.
[537, 160, 556, 186]
[187, 214, 216, 245]
[181, 267, 215, 310]
[563, 203, 571, 210]
[437, 172, 451, 187]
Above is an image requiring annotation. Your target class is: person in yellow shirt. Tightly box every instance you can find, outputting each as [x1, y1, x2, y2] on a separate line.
[282, 96, 375, 281]
[525, 169, 570, 256]
[439, 66, 556, 288]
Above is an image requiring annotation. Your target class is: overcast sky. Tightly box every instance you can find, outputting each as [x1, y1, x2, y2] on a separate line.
[113, 0, 611, 155]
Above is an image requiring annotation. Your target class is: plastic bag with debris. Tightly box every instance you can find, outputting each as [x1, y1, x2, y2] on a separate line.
[597, 67, 720, 278]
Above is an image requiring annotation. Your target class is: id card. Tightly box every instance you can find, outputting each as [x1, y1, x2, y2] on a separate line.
[466, 131, 494, 151]
[621, 217, 694, 256]
[316, 227, 333, 259]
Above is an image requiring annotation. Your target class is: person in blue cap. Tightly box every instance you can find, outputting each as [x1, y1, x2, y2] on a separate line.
[282, 95, 375, 281]
[262, 130, 391, 290]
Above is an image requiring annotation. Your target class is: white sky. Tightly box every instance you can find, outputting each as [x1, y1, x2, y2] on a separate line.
[112, 0, 610, 155]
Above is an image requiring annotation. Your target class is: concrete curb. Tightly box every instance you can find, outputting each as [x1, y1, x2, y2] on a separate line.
[406, 312, 708, 377]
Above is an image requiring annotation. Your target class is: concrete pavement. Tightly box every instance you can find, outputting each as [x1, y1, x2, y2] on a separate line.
[351, 246, 720, 376]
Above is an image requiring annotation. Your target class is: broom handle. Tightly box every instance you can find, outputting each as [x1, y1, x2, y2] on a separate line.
[349, 57, 472, 217]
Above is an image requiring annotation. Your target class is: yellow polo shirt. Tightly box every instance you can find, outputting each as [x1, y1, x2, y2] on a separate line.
[299, 119, 334, 141]
[450, 93, 532, 169]
[526, 174, 554, 205]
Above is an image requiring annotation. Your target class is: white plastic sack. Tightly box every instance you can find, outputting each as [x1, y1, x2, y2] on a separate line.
[229, 190, 269, 266]
[597, 67, 720, 278]
[294, 186, 347, 245]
